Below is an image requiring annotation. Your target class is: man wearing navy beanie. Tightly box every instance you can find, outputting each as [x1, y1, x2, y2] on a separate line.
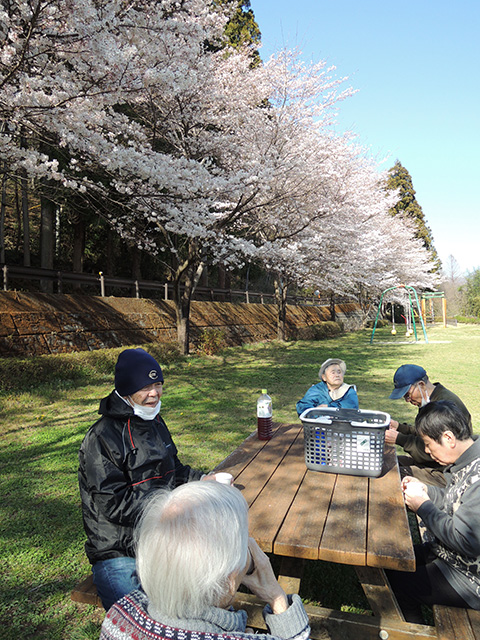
[78, 348, 206, 611]
[114, 348, 164, 397]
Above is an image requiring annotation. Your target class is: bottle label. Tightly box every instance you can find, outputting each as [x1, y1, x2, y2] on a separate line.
[257, 400, 272, 418]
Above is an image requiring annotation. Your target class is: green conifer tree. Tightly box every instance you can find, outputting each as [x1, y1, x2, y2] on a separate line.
[386, 160, 441, 272]
[214, 1, 261, 64]
[224, 1, 261, 47]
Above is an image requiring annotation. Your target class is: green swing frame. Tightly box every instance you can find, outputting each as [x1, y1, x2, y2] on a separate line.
[370, 284, 428, 344]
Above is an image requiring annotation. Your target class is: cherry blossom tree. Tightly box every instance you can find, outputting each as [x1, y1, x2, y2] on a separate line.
[0, 0, 439, 351]
[0, 0, 261, 350]
[261, 147, 439, 336]
[221, 49, 356, 338]
[0, 2, 355, 351]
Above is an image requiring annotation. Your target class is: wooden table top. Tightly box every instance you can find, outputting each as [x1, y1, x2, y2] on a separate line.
[216, 422, 415, 572]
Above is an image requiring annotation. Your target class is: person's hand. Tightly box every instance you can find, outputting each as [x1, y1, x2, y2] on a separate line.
[384, 428, 399, 444]
[402, 478, 429, 512]
[241, 538, 288, 614]
[200, 473, 217, 481]
[390, 419, 399, 430]
[401, 475, 417, 490]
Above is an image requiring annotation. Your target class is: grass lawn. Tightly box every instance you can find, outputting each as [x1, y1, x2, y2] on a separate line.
[1, 322, 479, 639]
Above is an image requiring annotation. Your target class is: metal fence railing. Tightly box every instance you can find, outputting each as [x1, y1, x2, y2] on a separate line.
[1, 263, 343, 307]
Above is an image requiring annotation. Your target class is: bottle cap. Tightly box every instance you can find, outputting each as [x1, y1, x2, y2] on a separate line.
[261, 388, 267, 394]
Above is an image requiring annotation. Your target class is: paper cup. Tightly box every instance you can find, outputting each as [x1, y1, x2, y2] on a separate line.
[404, 483, 425, 498]
[215, 472, 233, 485]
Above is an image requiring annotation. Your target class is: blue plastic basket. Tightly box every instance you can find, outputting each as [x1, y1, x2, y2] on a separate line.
[299, 407, 390, 477]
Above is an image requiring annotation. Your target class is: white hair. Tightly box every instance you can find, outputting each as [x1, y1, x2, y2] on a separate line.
[135, 481, 249, 618]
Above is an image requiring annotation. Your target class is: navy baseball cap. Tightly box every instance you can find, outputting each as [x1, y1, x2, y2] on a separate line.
[389, 364, 427, 399]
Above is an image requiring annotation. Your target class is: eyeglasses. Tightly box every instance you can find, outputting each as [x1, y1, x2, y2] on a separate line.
[403, 384, 418, 401]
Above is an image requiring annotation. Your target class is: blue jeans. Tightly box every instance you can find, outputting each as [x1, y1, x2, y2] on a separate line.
[92, 556, 141, 610]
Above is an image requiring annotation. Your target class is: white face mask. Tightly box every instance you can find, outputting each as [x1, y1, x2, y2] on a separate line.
[130, 399, 161, 421]
[419, 387, 430, 407]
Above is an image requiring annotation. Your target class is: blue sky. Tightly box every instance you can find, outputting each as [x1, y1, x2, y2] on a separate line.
[252, 0, 480, 276]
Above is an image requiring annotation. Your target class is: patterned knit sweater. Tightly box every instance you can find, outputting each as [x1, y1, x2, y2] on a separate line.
[418, 437, 480, 609]
[100, 590, 311, 640]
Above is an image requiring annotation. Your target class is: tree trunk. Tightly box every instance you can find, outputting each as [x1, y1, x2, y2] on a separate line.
[131, 245, 141, 280]
[329, 292, 336, 321]
[274, 275, 288, 340]
[218, 262, 226, 301]
[21, 170, 31, 266]
[131, 245, 141, 297]
[171, 245, 205, 355]
[173, 280, 191, 355]
[20, 131, 31, 266]
[72, 217, 85, 279]
[245, 263, 251, 292]
[14, 180, 21, 253]
[0, 169, 6, 264]
[106, 228, 115, 275]
[40, 195, 55, 292]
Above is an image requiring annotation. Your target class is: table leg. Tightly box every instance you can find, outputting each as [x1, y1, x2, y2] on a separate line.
[355, 566, 405, 622]
[276, 556, 305, 595]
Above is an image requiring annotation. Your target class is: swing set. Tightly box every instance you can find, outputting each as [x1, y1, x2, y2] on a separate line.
[421, 290, 448, 326]
[370, 284, 429, 344]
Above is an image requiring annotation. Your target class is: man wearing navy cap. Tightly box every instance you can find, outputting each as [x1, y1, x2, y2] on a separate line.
[385, 363, 472, 486]
[78, 348, 209, 610]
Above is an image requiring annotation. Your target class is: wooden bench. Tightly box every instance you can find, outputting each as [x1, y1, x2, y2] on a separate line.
[72, 574, 480, 640]
[71, 573, 102, 608]
[433, 605, 480, 640]
[415, 515, 480, 639]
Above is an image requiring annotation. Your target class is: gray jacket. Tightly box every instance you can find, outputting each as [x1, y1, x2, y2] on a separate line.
[418, 437, 480, 608]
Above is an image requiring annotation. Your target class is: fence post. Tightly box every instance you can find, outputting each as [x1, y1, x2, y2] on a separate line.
[135, 280, 140, 299]
[164, 283, 168, 301]
[57, 271, 63, 294]
[3, 265, 7, 291]
[261, 294, 264, 304]
[99, 271, 105, 297]
[245, 290, 249, 303]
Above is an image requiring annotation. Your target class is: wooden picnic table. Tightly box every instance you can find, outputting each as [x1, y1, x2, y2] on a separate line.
[216, 422, 438, 640]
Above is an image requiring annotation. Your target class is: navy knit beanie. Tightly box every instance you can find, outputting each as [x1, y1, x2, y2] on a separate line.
[114, 348, 164, 396]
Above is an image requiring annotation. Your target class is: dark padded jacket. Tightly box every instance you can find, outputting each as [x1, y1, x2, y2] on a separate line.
[396, 383, 472, 467]
[78, 390, 203, 564]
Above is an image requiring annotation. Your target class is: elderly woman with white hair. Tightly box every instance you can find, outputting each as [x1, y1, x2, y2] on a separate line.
[296, 357, 358, 416]
[99, 480, 310, 640]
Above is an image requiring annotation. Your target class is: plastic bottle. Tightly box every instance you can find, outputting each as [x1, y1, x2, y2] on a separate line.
[257, 389, 273, 440]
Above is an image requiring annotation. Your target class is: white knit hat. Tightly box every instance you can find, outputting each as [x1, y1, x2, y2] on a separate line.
[319, 358, 346, 379]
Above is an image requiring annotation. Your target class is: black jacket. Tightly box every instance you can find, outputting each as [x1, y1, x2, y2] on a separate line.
[78, 390, 203, 564]
[396, 382, 472, 466]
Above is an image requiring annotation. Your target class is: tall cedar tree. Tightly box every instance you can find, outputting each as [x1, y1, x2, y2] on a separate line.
[223, 0, 261, 61]
[210, 1, 261, 66]
[386, 160, 441, 272]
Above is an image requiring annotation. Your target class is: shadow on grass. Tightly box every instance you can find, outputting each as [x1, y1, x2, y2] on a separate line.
[0, 330, 451, 637]
[0, 410, 100, 639]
